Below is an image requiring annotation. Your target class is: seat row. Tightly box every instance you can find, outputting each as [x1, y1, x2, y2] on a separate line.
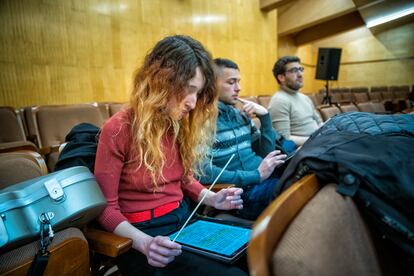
[1, 93, 411, 171]
[0, 102, 126, 171]
[312, 85, 413, 113]
[20, 102, 126, 148]
[316, 102, 396, 121]
[238, 94, 412, 123]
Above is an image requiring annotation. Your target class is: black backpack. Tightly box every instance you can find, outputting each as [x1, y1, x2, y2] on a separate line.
[54, 123, 100, 173]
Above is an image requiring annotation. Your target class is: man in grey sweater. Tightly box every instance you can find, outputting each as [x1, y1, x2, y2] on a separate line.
[268, 56, 323, 146]
[198, 58, 287, 220]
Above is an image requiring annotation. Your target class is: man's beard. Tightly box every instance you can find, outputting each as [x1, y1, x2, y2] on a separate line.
[286, 80, 302, 91]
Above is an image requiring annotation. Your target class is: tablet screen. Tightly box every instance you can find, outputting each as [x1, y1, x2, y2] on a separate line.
[169, 220, 251, 258]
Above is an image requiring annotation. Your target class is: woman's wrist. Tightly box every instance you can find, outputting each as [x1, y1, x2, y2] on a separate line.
[134, 233, 152, 254]
[114, 220, 153, 255]
[198, 188, 215, 207]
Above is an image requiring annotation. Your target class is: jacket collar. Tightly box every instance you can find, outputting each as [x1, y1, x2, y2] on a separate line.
[218, 101, 239, 121]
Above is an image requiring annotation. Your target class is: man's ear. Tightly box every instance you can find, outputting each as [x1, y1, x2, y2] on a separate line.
[277, 74, 285, 84]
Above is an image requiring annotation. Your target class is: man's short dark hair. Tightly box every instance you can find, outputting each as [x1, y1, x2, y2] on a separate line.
[272, 56, 301, 84]
[214, 58, 239, 70]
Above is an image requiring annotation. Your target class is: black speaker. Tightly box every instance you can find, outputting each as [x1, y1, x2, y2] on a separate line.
[315, 48, 342, 80]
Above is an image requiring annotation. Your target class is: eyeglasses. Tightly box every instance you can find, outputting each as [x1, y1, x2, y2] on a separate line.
[286, 67, 305, 74]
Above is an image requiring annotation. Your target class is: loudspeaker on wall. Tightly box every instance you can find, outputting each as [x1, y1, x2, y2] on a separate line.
[315, 48, 342, 81]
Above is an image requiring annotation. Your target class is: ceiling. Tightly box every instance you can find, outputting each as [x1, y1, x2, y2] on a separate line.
[260, 0, 414, 45]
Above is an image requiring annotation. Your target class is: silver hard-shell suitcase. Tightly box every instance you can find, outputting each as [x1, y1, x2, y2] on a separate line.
[0, 166, 106, 252]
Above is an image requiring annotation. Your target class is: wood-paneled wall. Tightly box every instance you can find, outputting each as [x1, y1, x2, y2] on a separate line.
[0, 0, 277, 107]
[278, 36, 316, 93]
[320, 23, 414, 90]
[279, 23, 414, 94]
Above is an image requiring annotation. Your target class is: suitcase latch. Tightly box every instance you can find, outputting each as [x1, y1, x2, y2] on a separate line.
[44, 179, 64, 201]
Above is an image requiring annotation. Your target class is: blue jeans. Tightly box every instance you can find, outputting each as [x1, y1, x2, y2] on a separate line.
[236, 177, 279, 220]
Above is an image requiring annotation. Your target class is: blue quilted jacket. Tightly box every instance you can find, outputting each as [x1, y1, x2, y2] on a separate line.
[275, 112, 414, 195]
[313, 112, 414, 136]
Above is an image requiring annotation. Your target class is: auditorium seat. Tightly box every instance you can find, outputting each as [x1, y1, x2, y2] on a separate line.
[329, 88, 342, 104]
[318, 88, 326, 97]
[318, 105, 341, 121]
[21, 106, 40, 146]
[339, 87, 354, 104]
[339, 103, 359, 113]
[371, 102, 388, 113]
[0, 148, 130, 275]
[356, 102, 375, 113]
[351, 87, 370, 103]
[257, 95, 272, 108]
[308, 94, 323, 108]
[0, 106, 26, 143]
[356, 102, 387, 114]
[389, 85, 410, 112]
[0, 141, 38, 153]
[34, 104, 104, 148]
[0, 150, 48, 188]
[369, 86, 386, 103]
[108, 102, 127, 117]
[29, 104, 105, 171]
[85, 227, 132, 275]
[248, 174, 381, 276]
[0, 106, 38, 153]
[0, 152, 89, 275]
[380, 88, 394, 112]
[241, 96, 259, 103]
[92, 102, 110, 120]
[0, 228, 90, 276]
[318, 88, 338, 105]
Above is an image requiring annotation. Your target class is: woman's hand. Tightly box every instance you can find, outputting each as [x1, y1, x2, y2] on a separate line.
[142, 236, 182, 267]
[208, 187, 244, 210]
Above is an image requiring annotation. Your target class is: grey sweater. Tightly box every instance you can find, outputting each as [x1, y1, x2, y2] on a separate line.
[268, 90, 322, 139]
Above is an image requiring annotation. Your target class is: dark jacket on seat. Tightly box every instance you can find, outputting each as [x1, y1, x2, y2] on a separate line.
[275, 112, 414, 193]
[273, 112, 414, 273]
[54, 123, 100, 172]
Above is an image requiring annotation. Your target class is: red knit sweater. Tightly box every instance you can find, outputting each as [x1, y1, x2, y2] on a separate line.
[95, 109, 204, 232]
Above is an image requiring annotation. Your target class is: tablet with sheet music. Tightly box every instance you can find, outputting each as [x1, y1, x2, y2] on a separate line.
[168, 217, 251, 263]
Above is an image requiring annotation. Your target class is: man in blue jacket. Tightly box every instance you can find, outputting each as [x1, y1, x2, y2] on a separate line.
[198, 58, 288, 220]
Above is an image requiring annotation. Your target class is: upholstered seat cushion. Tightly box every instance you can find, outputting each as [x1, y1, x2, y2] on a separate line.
[0, 228, 89, 275]
[0, 107, 26, 143]
[272, 184, 381, 276]
[0, 151, 47, 188]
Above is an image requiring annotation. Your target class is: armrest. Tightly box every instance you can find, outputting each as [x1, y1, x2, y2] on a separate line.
[84, 227, 132, 258]
[39, 145, 61, 155]
[0, 141, 38, 153]
[207, 183, 234, 193]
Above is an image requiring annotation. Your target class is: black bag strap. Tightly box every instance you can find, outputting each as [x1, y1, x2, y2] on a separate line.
[27, 213, 54, 276]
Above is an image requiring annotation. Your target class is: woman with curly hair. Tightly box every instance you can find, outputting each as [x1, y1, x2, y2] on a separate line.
[94, 35, 246, 275]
